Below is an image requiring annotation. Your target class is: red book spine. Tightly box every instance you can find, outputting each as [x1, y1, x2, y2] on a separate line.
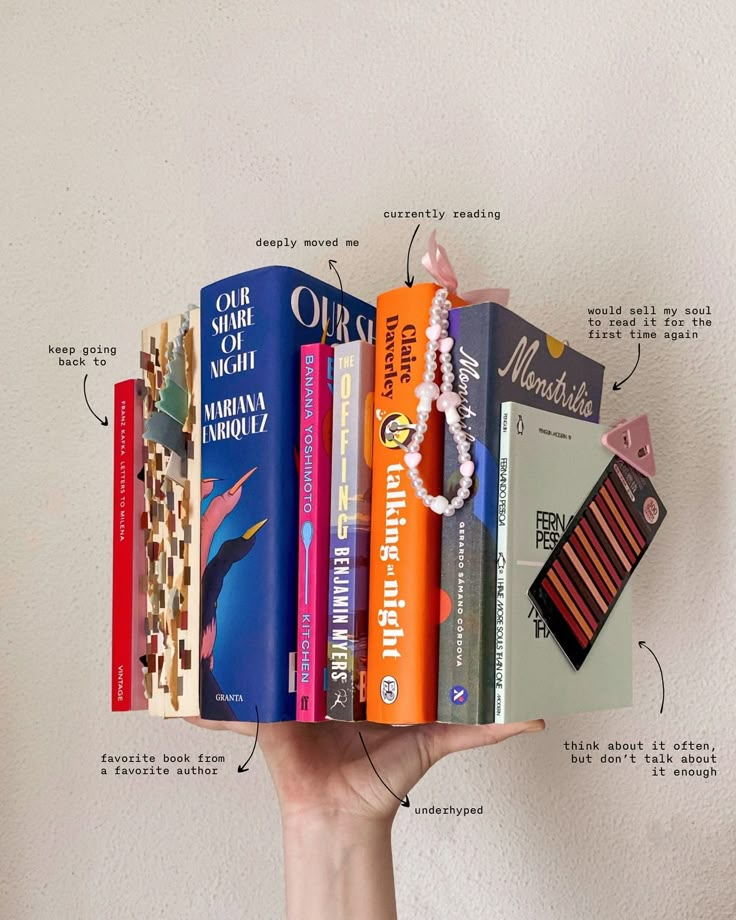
[296, 344, 334, 721]
[112, 381, 134, 710]
[130, 379, 146, 711]
[111, 379, 146, 711]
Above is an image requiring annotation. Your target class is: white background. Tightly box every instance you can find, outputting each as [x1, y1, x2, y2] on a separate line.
[2, 2, 734, 918]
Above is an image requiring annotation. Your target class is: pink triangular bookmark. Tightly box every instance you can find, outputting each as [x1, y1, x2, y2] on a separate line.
[602, 414, 656, 477]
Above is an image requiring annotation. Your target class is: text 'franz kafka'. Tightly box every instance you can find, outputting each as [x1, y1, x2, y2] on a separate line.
[203, 286, 268, 443]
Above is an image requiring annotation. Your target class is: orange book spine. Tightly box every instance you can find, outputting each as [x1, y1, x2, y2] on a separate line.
[367, 283, 458, 723]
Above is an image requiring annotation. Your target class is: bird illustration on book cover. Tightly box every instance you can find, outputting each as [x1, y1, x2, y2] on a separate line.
[200, 469, 268, 720]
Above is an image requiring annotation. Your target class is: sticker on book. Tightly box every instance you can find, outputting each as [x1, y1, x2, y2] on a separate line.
[380, 676, 399, 704]
[450, 685, 469, 706]
[376, 409, 414, 449]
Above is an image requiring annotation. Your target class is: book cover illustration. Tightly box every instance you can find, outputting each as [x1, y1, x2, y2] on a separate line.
[296, 344, 334, 722]
[140, 309, 201, 718]
[367, 283, 463, 725]
[111, 378, 147, 712]
[326, 341, 374, 721]
[495, 401, 632, 723]
[199, 266, 375, 723]
[437, 302, 606, 723]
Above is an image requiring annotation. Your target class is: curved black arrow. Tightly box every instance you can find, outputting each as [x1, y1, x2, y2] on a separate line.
[638, 641, 665, 714]
[328, 259, 343, 306]
[612, 343, 641, 391]
[405, 224, 420, 287]
[237, 705, 260, 773]
[359, 731, 409, 807]
[328, 258, 345, 341]
[83, 374, 108, 426]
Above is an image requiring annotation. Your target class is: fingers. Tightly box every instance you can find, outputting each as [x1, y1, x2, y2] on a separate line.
[421, 719, 545, 763]
[184, 715, 259, 737]
[184, 716, 226, 731]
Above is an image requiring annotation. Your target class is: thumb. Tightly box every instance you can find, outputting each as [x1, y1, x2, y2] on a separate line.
[422, 719, 545, 763]
[184, 715, 258, 737]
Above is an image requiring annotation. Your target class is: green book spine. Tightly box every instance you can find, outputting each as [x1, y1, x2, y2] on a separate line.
[494, 406, 513, 722]
[495, 401, 632, 723]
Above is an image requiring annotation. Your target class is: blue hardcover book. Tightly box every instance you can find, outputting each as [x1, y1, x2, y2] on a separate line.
[199, 266, 375, 722]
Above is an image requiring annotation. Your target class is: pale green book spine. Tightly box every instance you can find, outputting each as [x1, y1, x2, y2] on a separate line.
[494, 406, 512, 722]
[493, 400, 632, 724]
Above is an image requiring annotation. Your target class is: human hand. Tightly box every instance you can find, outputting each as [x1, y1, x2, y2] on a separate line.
[186, 715, 543, 919]
[186, 715, 544, 824]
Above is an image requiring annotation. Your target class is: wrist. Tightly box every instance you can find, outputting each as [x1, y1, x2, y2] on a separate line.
[282, 805, 393, 836]
[281, 809, 397, 920]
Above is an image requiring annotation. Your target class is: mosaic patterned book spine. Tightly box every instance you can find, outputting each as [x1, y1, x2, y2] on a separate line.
[140, 310, 201, 718]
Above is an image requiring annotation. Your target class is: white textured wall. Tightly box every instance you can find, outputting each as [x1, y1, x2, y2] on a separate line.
[3, 2, 735, 918]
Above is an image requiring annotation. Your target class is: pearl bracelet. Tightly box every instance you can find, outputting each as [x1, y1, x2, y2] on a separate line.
[396, 287, 474, 516]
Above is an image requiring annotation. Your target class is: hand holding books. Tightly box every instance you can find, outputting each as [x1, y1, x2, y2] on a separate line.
[186, 715, 544, 818]
[185, 714, 544, 915]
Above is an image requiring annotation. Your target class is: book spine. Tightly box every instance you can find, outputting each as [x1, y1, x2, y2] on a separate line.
[494, 405, 513, 723]
[367, 284, 446, 724]
[297, 344, 334, 721]
[326, 341, 375, 721]
[437, 308, 495, 723]
[129, 379, 147, 711]
[139, 312, 201, 718]
[182, 309, 202, 718]
[111, 380, 135, 711]
[477, 313, 501, 725]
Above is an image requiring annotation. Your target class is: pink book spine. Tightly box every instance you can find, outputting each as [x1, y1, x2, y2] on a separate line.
[297, 344, 334, 721]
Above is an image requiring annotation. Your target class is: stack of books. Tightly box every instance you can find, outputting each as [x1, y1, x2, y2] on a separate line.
[112, 264, 660, 725]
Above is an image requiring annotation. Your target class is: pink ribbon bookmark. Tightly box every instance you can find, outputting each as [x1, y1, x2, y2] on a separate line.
[421, 230, 510, 307]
